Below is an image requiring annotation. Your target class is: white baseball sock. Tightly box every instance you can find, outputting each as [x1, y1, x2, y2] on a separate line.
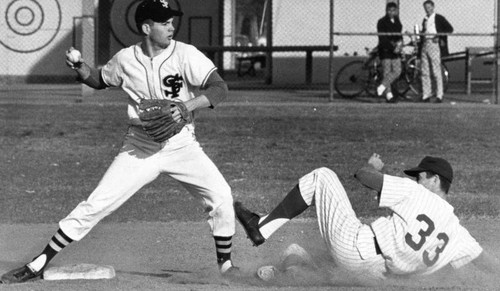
[259, 216, 289, 239]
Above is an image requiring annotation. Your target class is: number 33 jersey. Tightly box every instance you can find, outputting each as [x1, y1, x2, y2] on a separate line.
[101, 40, 217, 125]
[371, 175, 483, 275]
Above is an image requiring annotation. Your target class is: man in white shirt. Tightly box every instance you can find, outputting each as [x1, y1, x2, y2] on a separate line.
[420, 0, 453, 103]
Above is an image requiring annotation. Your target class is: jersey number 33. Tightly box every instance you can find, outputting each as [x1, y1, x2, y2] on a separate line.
[405, 214, 450, 267]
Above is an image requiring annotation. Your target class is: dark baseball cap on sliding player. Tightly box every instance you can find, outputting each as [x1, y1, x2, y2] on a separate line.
[404, 156, 453, 183]
[135, 0, 183, 28]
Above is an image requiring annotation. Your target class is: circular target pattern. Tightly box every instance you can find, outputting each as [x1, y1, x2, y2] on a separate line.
[0, 0, 61, 53]
[110, 0, 182, 48]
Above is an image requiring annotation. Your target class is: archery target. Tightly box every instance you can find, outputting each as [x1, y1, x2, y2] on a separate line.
[0, 0, 61, 53]
[110, 0, 182, 47]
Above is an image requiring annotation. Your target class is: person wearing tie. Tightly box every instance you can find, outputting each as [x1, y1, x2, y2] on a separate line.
[420, 0, 453, 103]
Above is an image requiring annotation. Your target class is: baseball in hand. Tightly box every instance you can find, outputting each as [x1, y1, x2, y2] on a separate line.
[368, 153, 384, 171]
[67, 49, 82, 63]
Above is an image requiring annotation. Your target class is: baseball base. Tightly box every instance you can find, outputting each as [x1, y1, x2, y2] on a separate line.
[43, 263, 115, 281]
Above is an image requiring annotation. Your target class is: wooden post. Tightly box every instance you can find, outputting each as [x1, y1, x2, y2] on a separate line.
[329, 0, 335, 101]
[80, 1, 96, 99]
[494, 0, 500, 104]
[265, 0, 273, 85]
[305, 50, 313, 85]
[466, 48, 471, 95]
[218, 0, 224, 78]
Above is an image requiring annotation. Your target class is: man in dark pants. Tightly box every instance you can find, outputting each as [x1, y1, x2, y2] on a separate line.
[376, 2, 403, 103]
[420, 0, 453, 103]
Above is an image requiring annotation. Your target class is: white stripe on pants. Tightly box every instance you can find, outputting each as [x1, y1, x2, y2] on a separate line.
[59, 125, 235, 241]
[299, 168, 386, 280]
[421, 41, 443, 98]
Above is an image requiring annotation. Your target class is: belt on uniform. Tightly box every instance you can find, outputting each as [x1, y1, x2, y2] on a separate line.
[374, 236, 382, 255]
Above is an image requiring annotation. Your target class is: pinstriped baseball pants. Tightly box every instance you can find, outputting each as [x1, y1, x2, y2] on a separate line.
[299, 168, 387, 280]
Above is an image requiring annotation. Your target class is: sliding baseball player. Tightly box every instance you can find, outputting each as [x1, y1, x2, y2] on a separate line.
[235, 154, 499, 280]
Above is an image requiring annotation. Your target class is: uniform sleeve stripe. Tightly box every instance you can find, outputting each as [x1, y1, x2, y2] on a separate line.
[201, 67, 217, 88]
[100, 69, 111, 87]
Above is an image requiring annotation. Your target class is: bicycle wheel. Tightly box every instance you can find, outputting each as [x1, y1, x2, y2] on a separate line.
[395, 73, 411, 96]
[405, 56, 422, 95]
[334, 60, 370, 98]
[366, 64, 381, 97]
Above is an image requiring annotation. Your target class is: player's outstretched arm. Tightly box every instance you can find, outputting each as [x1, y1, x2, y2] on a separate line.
[65, 47, 107, 90]
[354, 153, 384, 193]
[471, 251, 500, 275]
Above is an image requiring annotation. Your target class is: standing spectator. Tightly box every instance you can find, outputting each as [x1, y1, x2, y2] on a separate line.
[420, 0, 453, 103]
[376, 2, 403, 103]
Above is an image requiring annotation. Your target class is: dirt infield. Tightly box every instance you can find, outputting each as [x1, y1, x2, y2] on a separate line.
[1, 85, 500, 290]
[1, 219, 499, 291]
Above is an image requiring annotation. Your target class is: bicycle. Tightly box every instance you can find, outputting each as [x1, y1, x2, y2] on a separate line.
[334, 39, 449, 99]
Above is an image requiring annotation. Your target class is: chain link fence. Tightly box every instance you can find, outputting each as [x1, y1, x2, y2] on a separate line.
[333, 0, 498, 102]
[220, 0, 333, 89]
[0, 0, 498, 103]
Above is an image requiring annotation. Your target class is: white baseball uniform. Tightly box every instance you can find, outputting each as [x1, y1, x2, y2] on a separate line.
[372, 175, 482, 275]
[59, 40, 235, 241]
[298, 168, 482, 279]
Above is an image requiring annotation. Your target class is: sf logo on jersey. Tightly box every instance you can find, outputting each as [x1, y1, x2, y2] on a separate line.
[163, 74, 184, 98]
[156, 0, 170, 8]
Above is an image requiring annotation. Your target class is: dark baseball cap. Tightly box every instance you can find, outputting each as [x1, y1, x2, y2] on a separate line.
[404, 156, 453, 183]
[135, 0, 183, 28]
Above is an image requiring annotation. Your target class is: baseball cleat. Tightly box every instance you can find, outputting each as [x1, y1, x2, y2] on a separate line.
[234, 202, 266, 246]
[256, 265, 279, 281]
[0, 265, 43, 284]
[221, 265, 242, 278]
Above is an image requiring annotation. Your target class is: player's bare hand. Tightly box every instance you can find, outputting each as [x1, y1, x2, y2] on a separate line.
[170, 101, 191, 123]
[170, 106, 182, 123]
[368, 153, 384, 171]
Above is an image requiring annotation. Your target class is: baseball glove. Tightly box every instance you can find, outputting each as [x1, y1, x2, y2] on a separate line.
[138, 99, 192, 143]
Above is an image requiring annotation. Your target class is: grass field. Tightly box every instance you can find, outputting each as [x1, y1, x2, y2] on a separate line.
[0, 85, 499, 290]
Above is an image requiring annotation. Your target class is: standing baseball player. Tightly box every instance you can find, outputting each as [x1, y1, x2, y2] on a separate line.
[235, 154, 499, 279]
[1, 0, 239, 284]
